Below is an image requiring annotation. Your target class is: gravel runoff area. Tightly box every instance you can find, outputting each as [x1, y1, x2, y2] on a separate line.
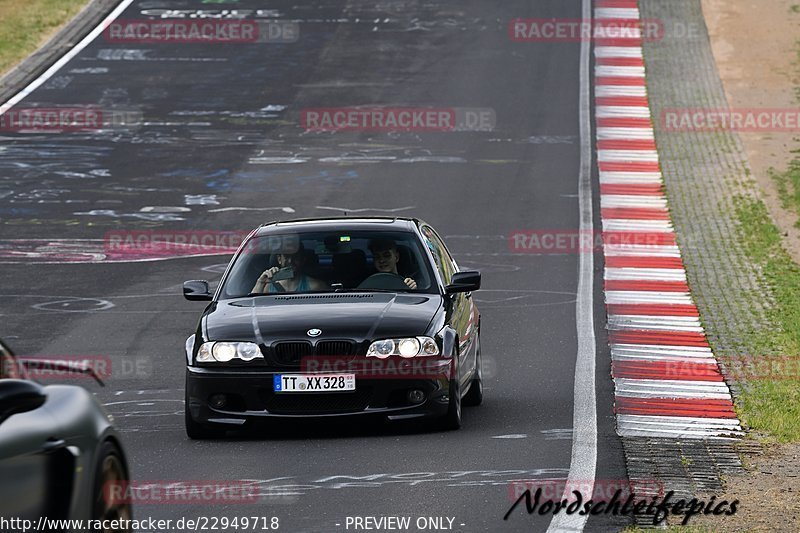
[622, 0, 778, 527]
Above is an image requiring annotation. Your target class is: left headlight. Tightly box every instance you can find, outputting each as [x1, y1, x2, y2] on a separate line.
[196, 341, 263, 363]
[366, 336, 440, 358]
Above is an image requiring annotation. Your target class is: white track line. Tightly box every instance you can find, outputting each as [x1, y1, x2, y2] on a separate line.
[600, 195, 667, 208]
[609, 323, 705, 333]
[599, 170, 661, 182]
[605, 268, 687, 281]
[603, 244, 681, 257]
[612, 353, 719, 365]
[594, 47, 643, 59]
[597, 149, 659, 162]
[595, 65, 646, 77]
[616, 415, 743, 438]
[614, 379, 731, 399]
[609, 314, 702, 328]
[605, 291, 694, 305]
[611, 344, 712, 357]
[595, 85, 647, 97]
[595, 7, 641, 19]
[602, 219, 674, 232]
[596, 105, 651, 118]
[597, 127, 655, 140]
[546, 0, 595, 529]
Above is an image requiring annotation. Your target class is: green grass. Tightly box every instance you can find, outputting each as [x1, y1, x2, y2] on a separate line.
[771, 150, 800, 227]
[0, 0, 88, 76]
[733, 196, 800, 442]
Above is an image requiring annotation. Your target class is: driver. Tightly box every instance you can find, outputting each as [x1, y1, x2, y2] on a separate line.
[252, 246, 329, 293]
[368, 238, 417, 289]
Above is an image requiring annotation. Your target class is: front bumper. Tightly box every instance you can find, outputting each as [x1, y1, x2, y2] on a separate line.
[185, 360, 453, 427]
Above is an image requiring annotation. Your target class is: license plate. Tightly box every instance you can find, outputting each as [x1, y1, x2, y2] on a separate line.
[274, 373, 356, 392]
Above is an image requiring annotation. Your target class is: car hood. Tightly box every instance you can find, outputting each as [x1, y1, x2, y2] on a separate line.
[204, 293, 442, 343]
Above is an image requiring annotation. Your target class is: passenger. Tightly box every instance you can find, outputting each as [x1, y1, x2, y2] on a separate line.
[368, 238, 417, 289]
[252, 247, 329, 293]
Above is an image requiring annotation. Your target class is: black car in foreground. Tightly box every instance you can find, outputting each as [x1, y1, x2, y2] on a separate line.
[183, 217, 482, 438]
[0, 339, 131, 531]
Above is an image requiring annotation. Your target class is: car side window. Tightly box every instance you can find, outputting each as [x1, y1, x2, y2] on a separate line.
[420, 226, 455, 285]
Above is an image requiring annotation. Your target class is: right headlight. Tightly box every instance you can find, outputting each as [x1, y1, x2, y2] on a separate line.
[196, 341, 263, 363]
[366, 336, 440, 358]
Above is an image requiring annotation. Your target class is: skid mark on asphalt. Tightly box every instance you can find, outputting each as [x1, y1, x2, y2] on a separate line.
[473, 289, 576, 308]
[102, 389, 183, 431]
[0, 294, 117, 312]
[0, 239, 239, 264]
[236, 468, 571, 497]
[540, 429, 574, 441]
[1, 293, 200, 316]
[208, 206, 295, 213]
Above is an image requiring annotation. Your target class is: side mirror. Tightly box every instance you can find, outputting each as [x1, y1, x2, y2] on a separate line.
[0, 379, 46, 425]
[183, 280, 212, 301]
[445, 271, 481, 294]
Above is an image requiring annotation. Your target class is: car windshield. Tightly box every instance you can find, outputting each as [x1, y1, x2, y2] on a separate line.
[219, 229, 438, 298]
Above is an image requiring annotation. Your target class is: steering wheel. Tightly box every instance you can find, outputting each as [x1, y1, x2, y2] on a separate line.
[357, 272, 411, 290]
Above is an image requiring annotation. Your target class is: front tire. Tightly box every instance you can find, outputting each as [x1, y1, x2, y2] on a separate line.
[463, 336, 483, 407]
[92, 440, 132, 532]
[439, 378, 462, 430]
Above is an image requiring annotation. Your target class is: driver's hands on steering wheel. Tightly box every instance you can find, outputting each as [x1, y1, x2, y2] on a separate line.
[403, 277, 417, 289]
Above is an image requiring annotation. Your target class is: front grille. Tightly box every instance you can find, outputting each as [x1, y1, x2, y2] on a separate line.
[271, 340, 357, 366]
[316, 340, 355, 356]
[260, 387, 373, 414]
[273, 342, 313, 365]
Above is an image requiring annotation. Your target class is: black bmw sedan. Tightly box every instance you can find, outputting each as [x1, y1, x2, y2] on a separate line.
[183, 217, 482, 438]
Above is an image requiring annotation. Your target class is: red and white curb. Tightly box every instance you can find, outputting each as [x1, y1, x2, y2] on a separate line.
[594, 0, 743, 439]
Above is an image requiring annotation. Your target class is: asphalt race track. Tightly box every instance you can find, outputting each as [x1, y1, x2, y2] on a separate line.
[0, 0, 629, 531]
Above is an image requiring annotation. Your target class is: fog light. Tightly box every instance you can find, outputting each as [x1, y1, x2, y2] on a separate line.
[407, 389, 425, 404]
[209, 394, 227, 409]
